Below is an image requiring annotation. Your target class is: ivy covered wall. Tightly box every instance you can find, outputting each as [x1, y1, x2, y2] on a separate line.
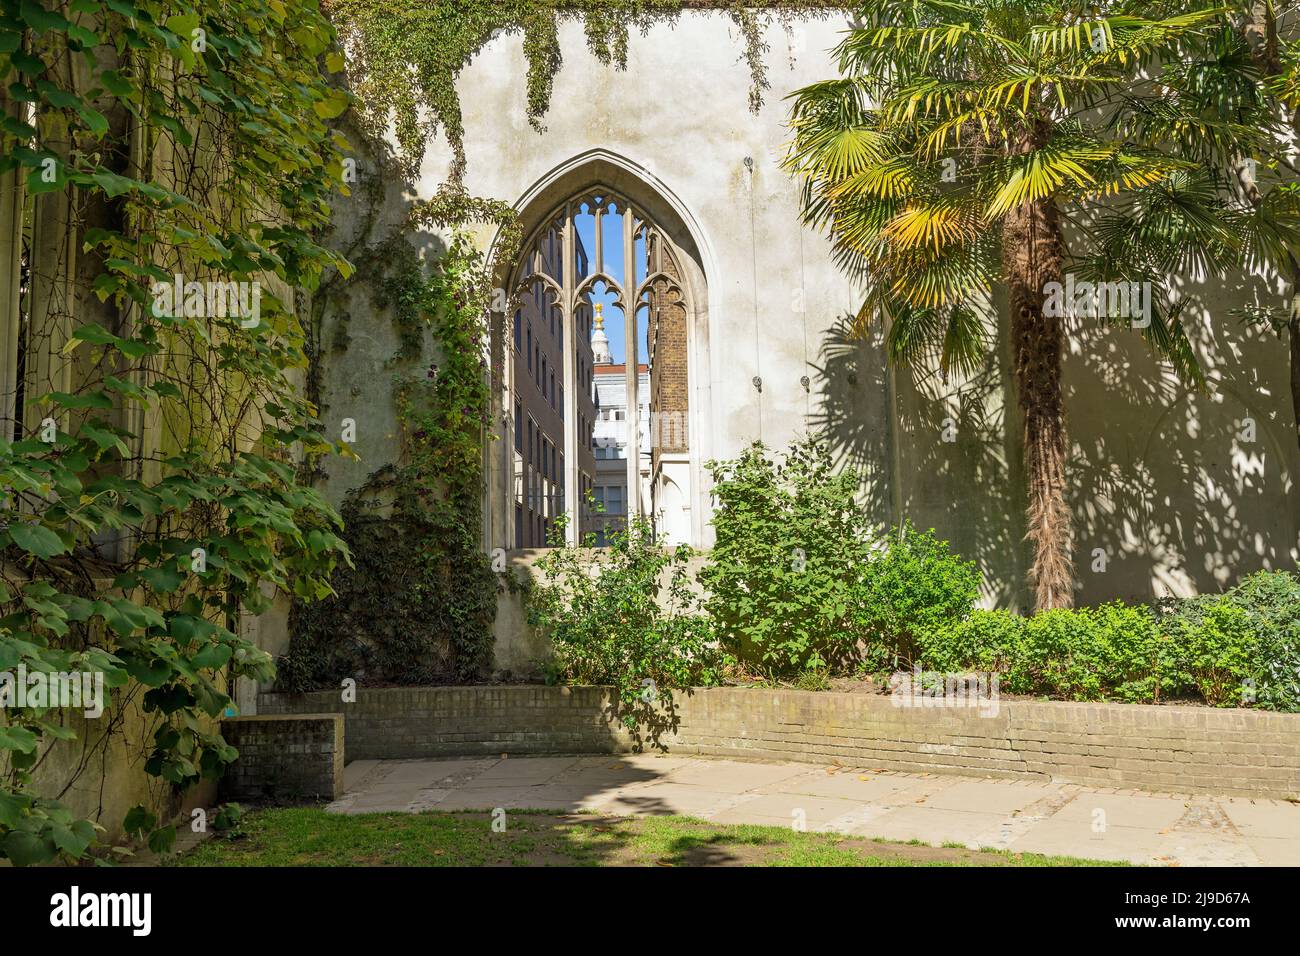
[1, 0, 352, 860]
[279, 228, 503, 686]
[268, 4, 835, 689]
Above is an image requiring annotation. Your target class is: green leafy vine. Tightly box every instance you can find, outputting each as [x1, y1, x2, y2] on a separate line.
[1, 0, 352, 864]
[325, 0, 837, 180]
[282, 235, 500, 686]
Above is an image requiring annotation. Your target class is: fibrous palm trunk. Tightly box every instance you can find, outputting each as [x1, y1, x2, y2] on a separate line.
[1239, 3, 1300, 454]
[1001, 126, 1074, 609]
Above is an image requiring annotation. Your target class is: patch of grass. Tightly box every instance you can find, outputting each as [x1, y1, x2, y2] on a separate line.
[172, 808, 1129, 867]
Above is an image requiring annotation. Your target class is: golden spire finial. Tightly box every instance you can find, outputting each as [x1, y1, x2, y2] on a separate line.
[593, 302, 604, 330]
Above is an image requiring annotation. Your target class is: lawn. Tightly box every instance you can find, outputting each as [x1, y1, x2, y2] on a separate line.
[174, 808, 1127, 867]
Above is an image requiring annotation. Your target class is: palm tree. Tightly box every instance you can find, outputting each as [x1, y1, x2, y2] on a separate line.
[785, 0, 1300, 609]
[1230, 2, 1300, 452]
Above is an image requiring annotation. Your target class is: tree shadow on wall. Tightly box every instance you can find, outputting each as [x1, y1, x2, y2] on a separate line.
[1064, 272, 1300, 603]
[603, 690, 690, 754]
[808, 314, 1029, 610]
[808, 274, 1299, 609]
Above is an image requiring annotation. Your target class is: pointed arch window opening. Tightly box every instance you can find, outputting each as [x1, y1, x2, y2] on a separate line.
[507, 189, 689, 546]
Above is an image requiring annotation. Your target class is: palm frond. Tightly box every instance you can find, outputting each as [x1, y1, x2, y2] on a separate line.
[881, 199, 980, 251]
[984, 141, 1115, 218]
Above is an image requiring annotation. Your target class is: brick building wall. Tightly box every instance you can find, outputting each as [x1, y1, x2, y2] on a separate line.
[645, 235, 689, 470]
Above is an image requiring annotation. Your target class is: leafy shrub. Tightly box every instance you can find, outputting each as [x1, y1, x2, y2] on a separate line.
[700, 437, 876, 676]
[1158, 595, 1260, 707]
[1184, 602, 1258, 706]
[1225, 571, 1300, 711]
[920, 581, 1288, 708]
[922, 604, 1171, 702]
[856, 525, 980, 672]
[1090, 602, 1174, 703]
[701, 437, 977, 678]
[1019, 604, 1165, 702]
[1018, 609, 1107, 700]
[528, 513, 725, 734]
[917, 609, 1025, 679]
[1149, 570, 1300, 709]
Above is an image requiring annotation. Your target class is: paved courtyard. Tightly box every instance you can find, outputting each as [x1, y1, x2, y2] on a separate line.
[329, 754, 1300, 866]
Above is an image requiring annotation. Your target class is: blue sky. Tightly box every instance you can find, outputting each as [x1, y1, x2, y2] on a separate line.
[575, 211, 648, 365]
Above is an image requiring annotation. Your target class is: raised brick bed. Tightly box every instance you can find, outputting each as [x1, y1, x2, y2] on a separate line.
[255, 687, 1300, 800]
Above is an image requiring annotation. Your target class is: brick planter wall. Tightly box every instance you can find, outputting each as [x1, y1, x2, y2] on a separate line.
[221, 714, 344, 802]
[259, 687, 625, 760]
[256, 687, 1300, 800]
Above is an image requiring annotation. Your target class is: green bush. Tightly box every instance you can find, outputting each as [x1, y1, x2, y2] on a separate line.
[1018, 609, 1105, 700]
[919, 576, 1293, 708]
[856, 526, 981, 672]
[701, 437, 977, 678]
[1149, 570, 1299, 709]
[1185, 602, 1259, 706]
[528, 512, 725, 733]
[1158, 595, 1260, 707]
[700, 437, 876, 676]
[921, 603, 1173, 703]
[1091, 602, 1175, 703]
[1019, 604, 1165, 702]
[1225, 570, 1300, 711]
[916, 609, 1025, 680]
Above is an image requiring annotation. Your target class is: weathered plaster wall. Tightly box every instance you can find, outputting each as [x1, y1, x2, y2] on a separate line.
[296, 8, 1298, 684]
[312, 132, 449, 513]
[450, 15, 862, 552]
[16, 691, 218, 845]
[427, 11, 1296, 606]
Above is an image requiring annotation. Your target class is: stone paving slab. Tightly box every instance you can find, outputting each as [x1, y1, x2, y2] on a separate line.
[1007, 820, 1163, 865]
[709, 792, 864, 827]
[325, 754, 1300, 865]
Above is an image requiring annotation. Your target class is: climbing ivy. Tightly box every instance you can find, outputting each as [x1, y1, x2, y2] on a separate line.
[326, 0, 836, 180]
[279, 1, 842, 691]
[282, 235, 501, 687]
[0, 0, 351, 864]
